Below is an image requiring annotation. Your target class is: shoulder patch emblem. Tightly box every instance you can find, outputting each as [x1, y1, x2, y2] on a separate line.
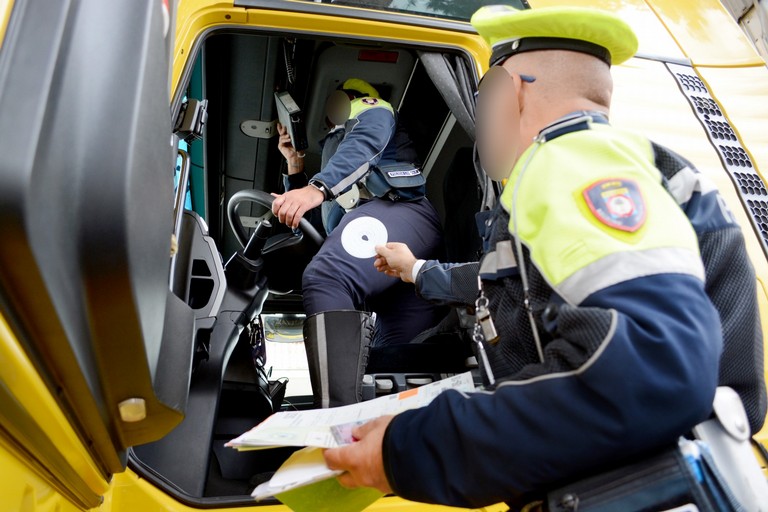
[361, 97, 379, 105]
[582, 178, 646, 232]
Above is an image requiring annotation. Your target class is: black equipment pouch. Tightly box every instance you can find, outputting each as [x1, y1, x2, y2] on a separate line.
[545, 442, 743, 512]
[364, 162, 426, 201]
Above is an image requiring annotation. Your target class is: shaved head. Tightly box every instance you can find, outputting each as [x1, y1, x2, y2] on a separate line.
[497, 50, 614, 156]
[504, 49, 613, 110]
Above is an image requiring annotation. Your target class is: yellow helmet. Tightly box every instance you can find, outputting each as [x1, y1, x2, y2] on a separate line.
[340, 78, 381, 99]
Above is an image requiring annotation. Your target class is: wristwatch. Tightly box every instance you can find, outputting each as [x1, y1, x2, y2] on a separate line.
[308, 180, 329, 200]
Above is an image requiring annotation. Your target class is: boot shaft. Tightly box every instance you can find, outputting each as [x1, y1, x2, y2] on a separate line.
[304, 310, 374, 408]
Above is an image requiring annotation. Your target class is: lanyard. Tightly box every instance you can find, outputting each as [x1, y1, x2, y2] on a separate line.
[474, 113, 603, 379]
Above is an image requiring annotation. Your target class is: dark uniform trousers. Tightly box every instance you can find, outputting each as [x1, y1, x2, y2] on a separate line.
[302, 196, 444, 347]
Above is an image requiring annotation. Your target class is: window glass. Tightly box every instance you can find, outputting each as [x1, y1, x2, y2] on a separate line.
[173, 138, 193, 211]
[262, 313, 311, 399]
[296, 0, 528, 22]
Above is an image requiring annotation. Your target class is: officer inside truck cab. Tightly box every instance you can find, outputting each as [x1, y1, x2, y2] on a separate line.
[272, 78, 444, 408]
[323, 6, 731, 508]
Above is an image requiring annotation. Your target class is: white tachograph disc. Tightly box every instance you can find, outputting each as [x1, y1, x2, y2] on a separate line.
[340, 216, 388, 259]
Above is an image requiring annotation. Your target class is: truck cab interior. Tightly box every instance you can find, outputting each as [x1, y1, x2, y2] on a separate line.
[4, 1, 766, 510]
[131, 27, 488, 504]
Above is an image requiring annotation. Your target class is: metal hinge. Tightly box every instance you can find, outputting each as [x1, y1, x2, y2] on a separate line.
[174, 98, 208, 142]
[240, 119, 279, 139]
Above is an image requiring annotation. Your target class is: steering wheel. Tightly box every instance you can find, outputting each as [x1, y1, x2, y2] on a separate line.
[227, 189, 325, 249]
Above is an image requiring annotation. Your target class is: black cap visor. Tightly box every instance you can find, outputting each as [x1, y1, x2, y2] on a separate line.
[491, 37, 612, 67]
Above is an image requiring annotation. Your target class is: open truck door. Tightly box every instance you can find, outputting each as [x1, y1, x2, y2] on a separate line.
[0, 0, 192, 506]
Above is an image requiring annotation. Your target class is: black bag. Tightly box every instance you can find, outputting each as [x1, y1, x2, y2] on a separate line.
[545, 442, 743, 512]
[364, 162, 426, 201]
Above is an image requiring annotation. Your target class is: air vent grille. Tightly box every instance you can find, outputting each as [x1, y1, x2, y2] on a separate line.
[667, 63, 767, 255]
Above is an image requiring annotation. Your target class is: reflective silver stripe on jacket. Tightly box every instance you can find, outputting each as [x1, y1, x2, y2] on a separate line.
[667, 165, 717, 204]
[479, 240, 518, 277]
[331, 162, 370, 197]
[557, 246, 705, 305]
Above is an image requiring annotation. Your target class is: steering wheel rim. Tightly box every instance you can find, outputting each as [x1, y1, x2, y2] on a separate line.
[227, 189, 325, 248]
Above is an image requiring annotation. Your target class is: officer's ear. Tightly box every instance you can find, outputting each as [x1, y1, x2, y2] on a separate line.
[510, 73, 525, 111]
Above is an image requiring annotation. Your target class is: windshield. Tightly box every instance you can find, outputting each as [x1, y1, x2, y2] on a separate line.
[296, 0, 529, 22]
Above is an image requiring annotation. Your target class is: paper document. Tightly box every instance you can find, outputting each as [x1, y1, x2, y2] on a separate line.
[226, 372, 475, 451]
[252, 446, 342, 499]
[252, 448, 384, 512]
[229, 372, 476, 509]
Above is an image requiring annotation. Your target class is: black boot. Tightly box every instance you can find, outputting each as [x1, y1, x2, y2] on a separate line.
[303, 310, 374, 408]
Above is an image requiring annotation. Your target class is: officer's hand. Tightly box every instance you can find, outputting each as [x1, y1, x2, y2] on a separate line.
[277, 123, 304, 175]
[323, 415, 394, 494]
[374, 243, 417, 283]
[271, 187, 324, 229]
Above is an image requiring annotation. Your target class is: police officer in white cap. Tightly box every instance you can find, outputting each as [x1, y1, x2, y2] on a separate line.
[323, 5, 732, 508]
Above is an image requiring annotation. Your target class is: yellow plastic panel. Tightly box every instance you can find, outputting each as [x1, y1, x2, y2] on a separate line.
[696, 65, 768, 188]
[644, 0, 764, 67]
[173, 0, 247, 94]
[0, 0, 13, 51]
[610, 58, 748, 225]
[172, 1, 488, 98]
[696, 64, 768, 444]
[106, 470, 286, 511]
[528, 0, 685, 61]
[370, 500, 507, 511]
[104, 468, 506, 512]
[0, 437, 86, 512]
[611, 59, 768, 406]
[695, 64, 768, 296]
[0, 315, 109, 503]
